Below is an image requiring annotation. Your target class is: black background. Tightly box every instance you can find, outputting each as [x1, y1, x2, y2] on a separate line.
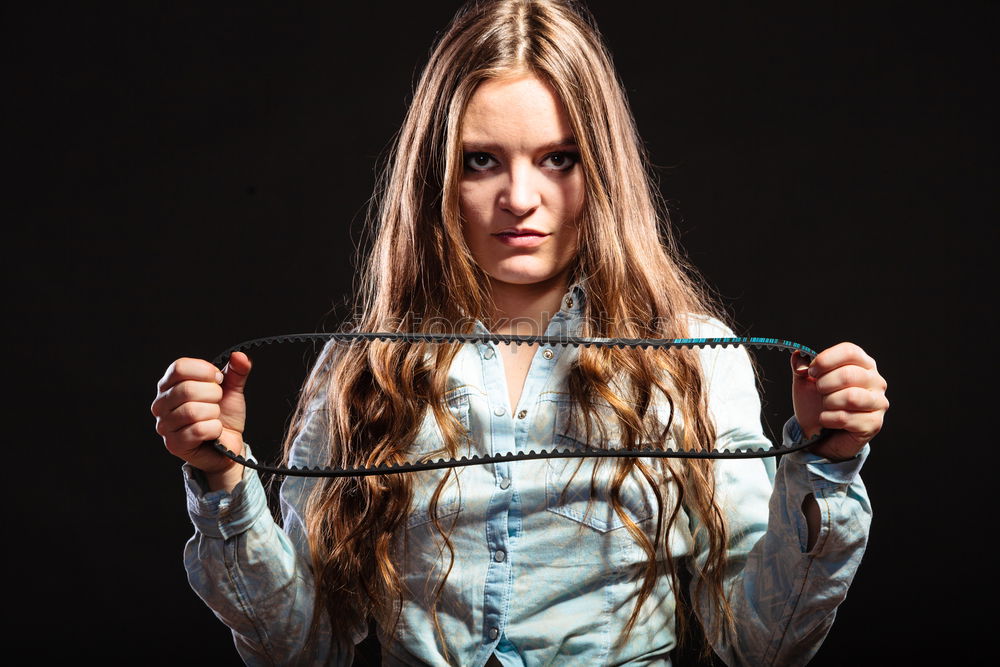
[7, 1, 991, 663]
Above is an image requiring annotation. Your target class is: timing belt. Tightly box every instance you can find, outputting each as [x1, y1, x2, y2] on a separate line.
[206, 332, 830, 477]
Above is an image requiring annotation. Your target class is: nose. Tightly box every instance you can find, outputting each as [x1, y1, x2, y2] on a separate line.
[499, 161, 541, 217]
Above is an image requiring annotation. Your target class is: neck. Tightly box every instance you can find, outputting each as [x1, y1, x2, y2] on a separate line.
[485, 272, 570, 336]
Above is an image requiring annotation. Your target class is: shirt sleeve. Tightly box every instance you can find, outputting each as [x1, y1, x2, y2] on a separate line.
[181, 389, 367, 665]
[688, 321, 873, 666]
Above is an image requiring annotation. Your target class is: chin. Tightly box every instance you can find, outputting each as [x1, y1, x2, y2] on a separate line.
[487, 268, 562, 286]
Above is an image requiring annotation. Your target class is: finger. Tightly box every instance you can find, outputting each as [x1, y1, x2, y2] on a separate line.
[821, 386, 889, 412]
[166, 419, 225, 456]
[154, 401, 222, 436]
[152, 380, 224, 417]
[157, 358, 225, 393]
[814, 365, 883, 395]
[808, 342, 877, 380]
[818, 409, 884, 440]
[221, 351, 252, 395]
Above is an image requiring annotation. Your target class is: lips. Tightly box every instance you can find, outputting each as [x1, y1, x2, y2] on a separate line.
[492, 228, 550, 248]
[492, 227, 548, 236]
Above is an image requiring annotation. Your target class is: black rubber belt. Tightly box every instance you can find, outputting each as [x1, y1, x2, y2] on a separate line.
[206, 332, 831, 477]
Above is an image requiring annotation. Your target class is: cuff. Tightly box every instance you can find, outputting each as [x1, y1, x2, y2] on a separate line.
[779, 416, 870, 488]
[182, 444, 268, 540]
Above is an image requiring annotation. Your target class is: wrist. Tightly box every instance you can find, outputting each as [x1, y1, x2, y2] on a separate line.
[203, 463, 245, 493]
[807, 435, 863, 462]
[199, 440, 246, 492]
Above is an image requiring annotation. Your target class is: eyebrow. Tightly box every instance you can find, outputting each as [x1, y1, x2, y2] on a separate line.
[461, 136, 578, 153]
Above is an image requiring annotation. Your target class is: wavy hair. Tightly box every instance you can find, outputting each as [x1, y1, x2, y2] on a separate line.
[283, 0, 736, 660]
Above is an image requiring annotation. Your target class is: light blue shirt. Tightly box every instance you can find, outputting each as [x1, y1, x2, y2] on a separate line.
[182, 281, 872, 666]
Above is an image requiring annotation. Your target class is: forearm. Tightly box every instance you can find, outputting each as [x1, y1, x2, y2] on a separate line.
[694, 418, 873, 666]
[727, 446, 872, 665]
[182, 457, 352, 665]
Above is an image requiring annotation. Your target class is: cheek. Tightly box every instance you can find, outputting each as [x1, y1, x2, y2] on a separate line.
[551, 172, 585, 217]
[558, 176, 584, 256]
[459, 182, 491, 226]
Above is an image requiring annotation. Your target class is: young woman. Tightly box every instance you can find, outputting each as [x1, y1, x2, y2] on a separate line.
[151, 1, 888, 664]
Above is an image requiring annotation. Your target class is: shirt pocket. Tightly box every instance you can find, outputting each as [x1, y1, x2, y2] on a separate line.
[405, 386, 473, 529]
[405, 493, 464, 530]
[543, 395, 659, 533]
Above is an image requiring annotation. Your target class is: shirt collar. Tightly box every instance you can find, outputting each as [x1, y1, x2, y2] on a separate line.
[470, 279, 587, 337]
[561, 279, 586, 315]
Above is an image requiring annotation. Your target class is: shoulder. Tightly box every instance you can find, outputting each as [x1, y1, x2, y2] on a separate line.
[683, 312, 737, 339]
[681, 313, 753, 387]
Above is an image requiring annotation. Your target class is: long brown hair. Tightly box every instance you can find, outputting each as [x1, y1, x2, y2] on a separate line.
[284, 0, 736, 659]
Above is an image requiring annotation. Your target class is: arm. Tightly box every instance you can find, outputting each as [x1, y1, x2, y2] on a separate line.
[182, 397, 367, 665]
[688, 325, 873, 666]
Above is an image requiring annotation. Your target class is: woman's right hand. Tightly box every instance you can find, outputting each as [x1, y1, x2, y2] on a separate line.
[151, 351, 253, 492]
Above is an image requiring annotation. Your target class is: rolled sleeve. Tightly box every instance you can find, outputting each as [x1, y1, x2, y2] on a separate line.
[182, 444, 269, 540]
[779, 416, 871, 488]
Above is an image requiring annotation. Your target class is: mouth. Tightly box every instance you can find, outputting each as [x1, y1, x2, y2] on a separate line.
[491, 229, 550, 247]
[492, 228, 549, 238]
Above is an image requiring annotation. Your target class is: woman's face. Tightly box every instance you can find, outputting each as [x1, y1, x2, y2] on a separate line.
[458, 73, 584, 290]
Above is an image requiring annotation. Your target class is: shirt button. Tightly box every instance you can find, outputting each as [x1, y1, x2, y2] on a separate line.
[494, 406, 506, 417]
[489, 627, 499, 640]
[565, 297, 574, 309]
[483, 347, 495, 359]
[517, 409, 527, 419]
[499, 477, 511, 490]
[494, 549, 506, 562]
[542, 349, 554, 359]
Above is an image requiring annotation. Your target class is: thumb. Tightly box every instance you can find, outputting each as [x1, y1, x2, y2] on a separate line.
[790, 350, 812, 379]
[221, 351, 253, 395]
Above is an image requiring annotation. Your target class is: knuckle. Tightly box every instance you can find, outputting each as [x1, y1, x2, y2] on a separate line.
[823, 411, 850, 429]
[183, 421, 205, 442]
[186, 421, 206, 440]
[849, 386, 869, 408]
[170, 382, 194, 403]
[846, 366, 866, 387]
[173, 357, 212, 381]
[835, 341, 855, 357]
[198, 419, 223, 441]
[158, 360, 183, 391]
[174, 402, 195, 422]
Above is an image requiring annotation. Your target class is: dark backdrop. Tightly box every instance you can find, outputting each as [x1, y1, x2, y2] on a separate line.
[7, 1, 991, 663]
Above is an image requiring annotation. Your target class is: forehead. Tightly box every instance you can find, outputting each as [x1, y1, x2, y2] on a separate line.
[461, 74, 574, 147]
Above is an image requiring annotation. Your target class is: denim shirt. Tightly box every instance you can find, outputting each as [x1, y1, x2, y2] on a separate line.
[182, 282, 872, 666]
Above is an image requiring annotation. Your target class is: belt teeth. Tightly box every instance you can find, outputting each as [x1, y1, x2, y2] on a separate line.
[208, 333, 823, 477]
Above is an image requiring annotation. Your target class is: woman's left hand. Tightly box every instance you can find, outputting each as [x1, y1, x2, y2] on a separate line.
[790, 342, 889, 461]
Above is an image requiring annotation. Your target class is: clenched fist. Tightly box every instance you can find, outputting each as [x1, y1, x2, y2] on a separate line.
[790, 343, 889, 461]
[151, 351, 252, 492]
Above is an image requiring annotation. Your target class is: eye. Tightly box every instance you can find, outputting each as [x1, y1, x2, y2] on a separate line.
[462, 150, 581, 173]
[464, 152, 498, 172]
[543, 151, 580, 172]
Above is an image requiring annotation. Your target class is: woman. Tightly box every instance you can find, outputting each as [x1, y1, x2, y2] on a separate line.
[151, 1, 888, 664]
